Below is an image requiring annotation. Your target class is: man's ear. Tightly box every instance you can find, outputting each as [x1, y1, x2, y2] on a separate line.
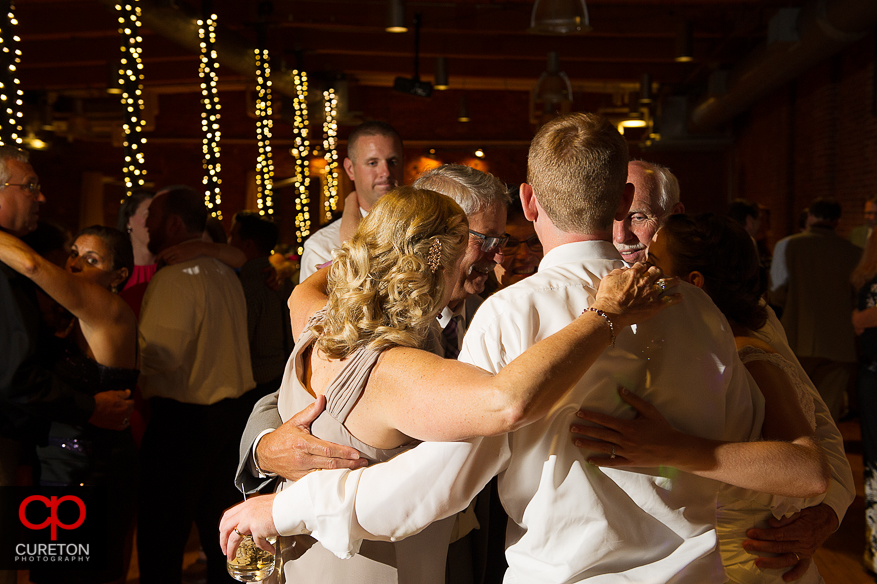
[687, 271, 705, 289]
[614, 182, 635, 221]
[520, 183, 538, 222]
[671, 202, 685, 215]
[343, 158, 355, 182]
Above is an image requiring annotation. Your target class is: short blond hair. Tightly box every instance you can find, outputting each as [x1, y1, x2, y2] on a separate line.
[313, 186, 469, 359]
[527, 113, 629, 233]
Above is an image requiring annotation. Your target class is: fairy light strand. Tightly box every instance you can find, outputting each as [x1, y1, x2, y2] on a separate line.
[321, 88, 339, 222]
[0, 2, 24, 146]
[115, 1, 147, 196]
[254, 48, 274, 216]
[198, 14, 222, 219]
[291, 70, 310, 255]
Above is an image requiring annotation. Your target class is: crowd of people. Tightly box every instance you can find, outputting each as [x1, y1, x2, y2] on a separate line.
[0, 111, 872, 584]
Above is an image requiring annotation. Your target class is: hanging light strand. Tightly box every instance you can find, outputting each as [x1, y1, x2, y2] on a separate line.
[0, 2, 24, 146]
[116, 0, 147, 196]
[321, 88, 339, 222]
[292, 70, 310, 255]
[198, 14, 222, 219]
[254, 48, 274, 216]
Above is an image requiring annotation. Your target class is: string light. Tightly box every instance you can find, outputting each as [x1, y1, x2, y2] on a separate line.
[321, 88, 339, 222]
[0, 3, 24, 146]
[291, 70, 310, 255]
[198, 14, 222, 219]
[115, 1, 147, 196]
[254, 48, 273, 216]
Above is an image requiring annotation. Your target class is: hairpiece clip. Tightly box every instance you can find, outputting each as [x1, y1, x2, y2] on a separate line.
[427, 238, 443, 273]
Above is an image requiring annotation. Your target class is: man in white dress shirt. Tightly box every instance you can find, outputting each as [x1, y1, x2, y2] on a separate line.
[299, 121, 404, 280]
[236, 113, 764, 583]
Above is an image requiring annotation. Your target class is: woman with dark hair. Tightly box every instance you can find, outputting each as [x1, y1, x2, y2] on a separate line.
[117, 189, 156, 291]
[0, 224, 139, 584]
[572, 214, 836, 584]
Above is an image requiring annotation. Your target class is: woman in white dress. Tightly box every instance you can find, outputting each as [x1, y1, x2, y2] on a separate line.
[219, 186, 680, 583]
[571, 213, 833, 584]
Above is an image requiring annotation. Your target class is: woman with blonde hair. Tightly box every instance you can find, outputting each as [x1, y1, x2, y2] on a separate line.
[220, 186, 677, 583]
[852, 229, 877, 574]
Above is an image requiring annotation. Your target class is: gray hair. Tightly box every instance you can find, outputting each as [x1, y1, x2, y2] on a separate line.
[630, 160, 680, 214]
[413, 164, 510, 215]
[0, 146, 29, 186]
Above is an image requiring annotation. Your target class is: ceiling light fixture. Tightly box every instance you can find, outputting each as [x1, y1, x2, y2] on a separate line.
[457, 95, 470, 123]
[528, 0, 592, 35]
[533, 51, 573, 107]
[639, 73, 653, 105]
[386, 0, 407, 33]
[675, 21, 694, 62]
[434, 57, 448, 90]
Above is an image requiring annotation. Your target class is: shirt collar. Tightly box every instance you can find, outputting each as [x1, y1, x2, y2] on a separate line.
[539, 240, 625, 271]
[436, 301, 467, 328]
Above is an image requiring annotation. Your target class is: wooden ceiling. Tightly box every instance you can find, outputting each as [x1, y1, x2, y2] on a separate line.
[16, 0, 802, 98]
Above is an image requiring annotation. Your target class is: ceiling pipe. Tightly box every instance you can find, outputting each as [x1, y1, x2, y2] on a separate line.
[690, 0, 877, 132]
[96, 0, 302, 98]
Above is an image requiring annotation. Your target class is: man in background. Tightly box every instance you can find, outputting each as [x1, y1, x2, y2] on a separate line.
[770, 197, 861, 422]
[138, 186, 254, 584]
[299, 121, 404, 280]
[229, 211, 294, 406]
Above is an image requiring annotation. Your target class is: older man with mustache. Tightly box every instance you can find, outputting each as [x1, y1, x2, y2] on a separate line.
[612, 160, 683, 263]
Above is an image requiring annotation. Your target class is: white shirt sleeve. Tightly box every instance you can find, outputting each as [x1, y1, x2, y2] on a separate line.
[272, 436, 511, 559]
[768, 238, 789, 306]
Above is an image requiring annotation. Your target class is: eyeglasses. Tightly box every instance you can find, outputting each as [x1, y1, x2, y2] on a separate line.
[468, 229, 509, 252]
[3, 182, 41, 196]
[503, 234, 543, 254]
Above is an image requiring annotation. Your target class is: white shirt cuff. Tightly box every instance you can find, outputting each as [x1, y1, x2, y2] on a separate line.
[251, 428, 277, 479]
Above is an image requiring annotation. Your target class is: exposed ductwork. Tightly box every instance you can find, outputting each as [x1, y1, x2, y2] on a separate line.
[97, 0, 303, 98]
[690, 0, 877, 132]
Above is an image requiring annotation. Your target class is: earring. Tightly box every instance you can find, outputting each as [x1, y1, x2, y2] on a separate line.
[126, 227, 132, 234]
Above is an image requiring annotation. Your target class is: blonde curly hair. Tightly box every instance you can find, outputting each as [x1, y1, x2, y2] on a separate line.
[312, 186, 469, 359]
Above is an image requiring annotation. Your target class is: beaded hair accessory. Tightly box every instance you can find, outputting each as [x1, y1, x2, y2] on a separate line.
[427, 238, 443, 273]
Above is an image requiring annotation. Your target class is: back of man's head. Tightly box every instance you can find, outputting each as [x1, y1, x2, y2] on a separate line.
[413, 164, 510, 215]
[234, 212, 278, 256]
[160, 186, 208, 235]
[809, 197, 842, 224]
[348, 121, 403, 161]
[528, 113, 629, 233]
[727, 199, 760, 226]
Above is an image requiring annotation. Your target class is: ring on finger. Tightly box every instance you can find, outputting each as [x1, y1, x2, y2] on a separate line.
[610, 445, 617, 459]
[234, 528, 243, 536]
[653, 279, 668, 293]
[791, 552, 800, 562]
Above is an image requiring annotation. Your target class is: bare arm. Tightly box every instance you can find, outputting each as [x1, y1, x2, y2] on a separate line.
[364, 265, 681, 442]
[0, 230, 135, 366]
[337, 191, 362, 245]
[288, 265, 331, 339]
[571, 388, 829, 498]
